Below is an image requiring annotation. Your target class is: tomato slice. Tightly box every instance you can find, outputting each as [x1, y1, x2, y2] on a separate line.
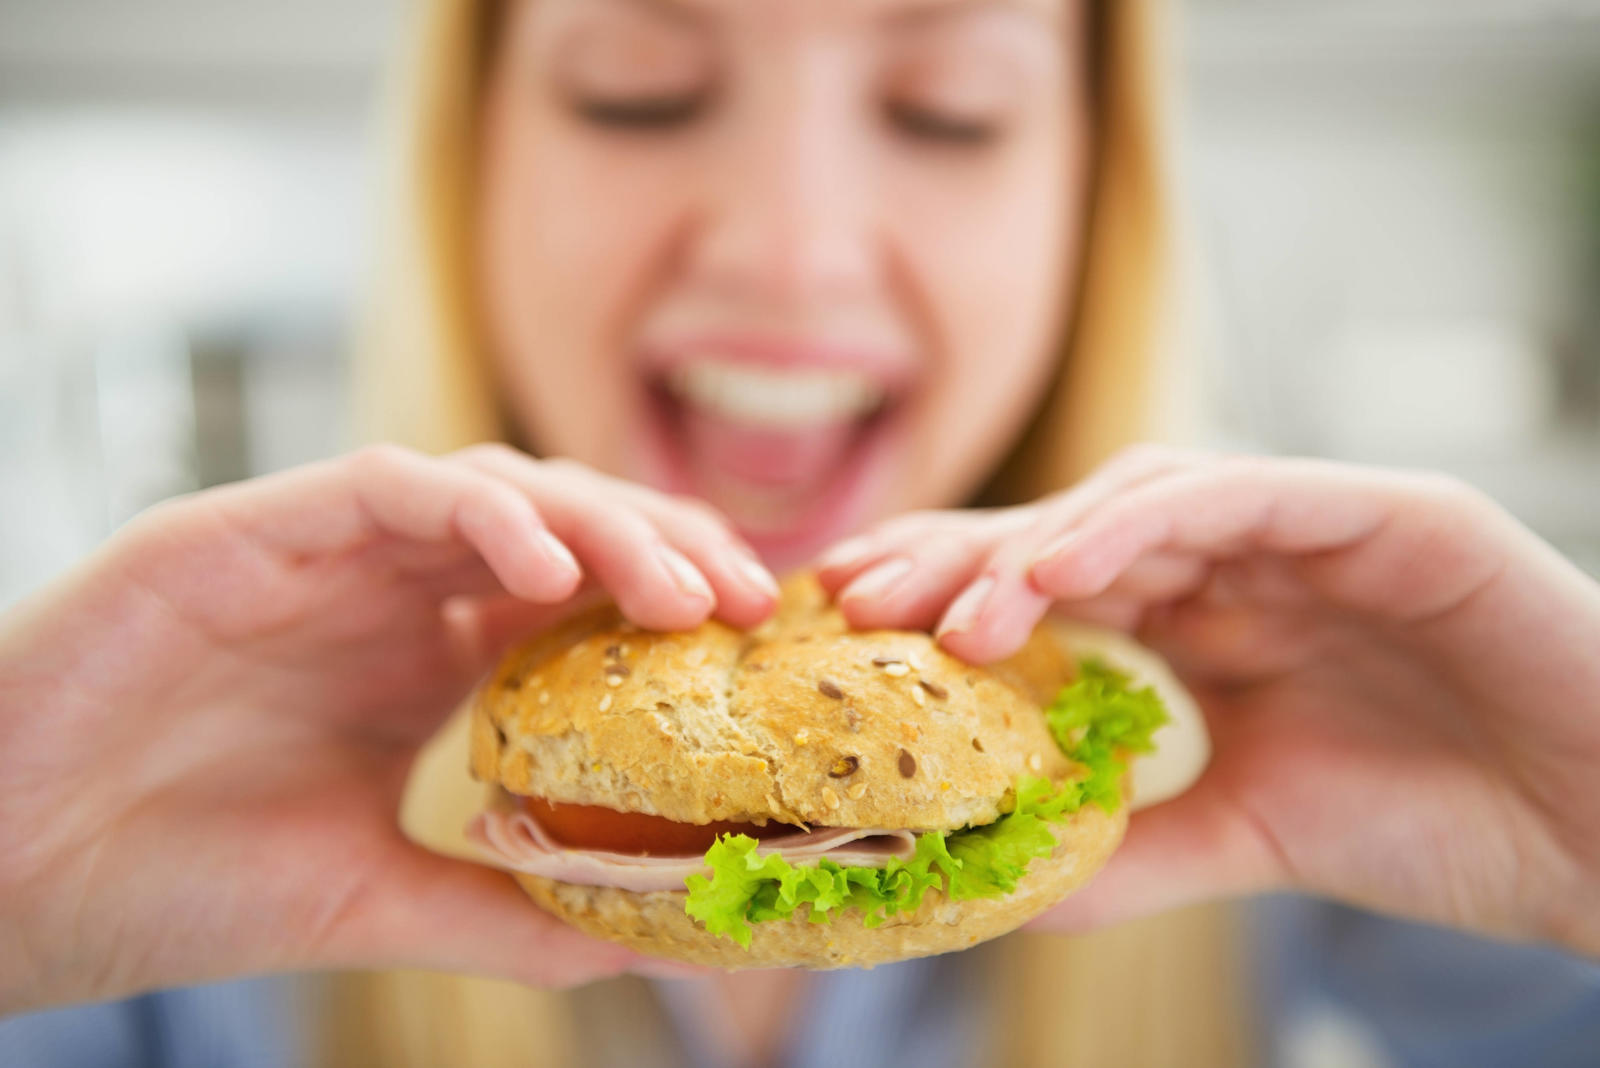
[523, 797, 792, 855]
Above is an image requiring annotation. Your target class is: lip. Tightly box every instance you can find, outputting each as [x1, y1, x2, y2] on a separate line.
[637, 393, 906, 570]
[629, 334, 916, 570]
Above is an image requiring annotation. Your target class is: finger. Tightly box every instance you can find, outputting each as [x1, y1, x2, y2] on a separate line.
[930, 521, 1060, 663]
[828, 510, 1035, 631]
[815, 520, 927, 595]
[814, 534, 889, 592]
[814, 512, 966, 593]
[1012, 556, 1209, 639]
[1100, 552, 1210, 605]
[313, 841, 640, 989]
[353, 452, 583, 605]
[621, 491, 780, 628]
[934, 568, 1051, 664]
[440, 584, 613, 668]
[1028, 459, 1426, 611]
[929, 446, 1203, 663]
[815, 508, 1034, 599]
[626, 958, 720, 980]
[1044, 593, 1149, 633]
[1026, 443, 1204, 538]
[836, 539, 985, 632]
[455, 448, 718, 632]
[215, 445, 585, 604]
[1136, 598, 1324, 689]
[1026, 773, 1290, 933]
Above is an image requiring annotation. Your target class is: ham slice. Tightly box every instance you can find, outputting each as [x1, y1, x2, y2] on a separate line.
[468, 807, 919, 893]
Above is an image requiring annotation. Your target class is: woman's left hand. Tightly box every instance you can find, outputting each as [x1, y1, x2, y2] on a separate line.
[816, 447, 1600, 956]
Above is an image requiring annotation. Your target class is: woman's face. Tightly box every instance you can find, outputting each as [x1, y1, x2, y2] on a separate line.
[479, 0, 1091, 566]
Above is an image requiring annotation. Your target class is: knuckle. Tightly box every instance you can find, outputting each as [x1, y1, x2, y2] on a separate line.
[539, 456, 587, 477]
[1109, 441, 1186, 473]
[348, 442, 421, 480]
[669, 494, 734, 532]
[456, 441, 522, 467]
[535, 456, 610, 494]
[1407, 470, 1492, 517]
[610, 506, 665, 544]
[1216, 452, 1276, 483]
[121, 493, 200, 547]
[866, 514, 920, 541]
[1021, 508, 1068, 545]
[876, 509, 960, 540]
[1036, 485, 1080, 513]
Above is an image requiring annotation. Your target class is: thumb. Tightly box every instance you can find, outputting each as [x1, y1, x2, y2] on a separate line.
[312, 838, 642, 988]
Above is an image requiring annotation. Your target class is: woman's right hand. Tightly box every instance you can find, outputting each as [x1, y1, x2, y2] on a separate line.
[0, 444, 778, 1013]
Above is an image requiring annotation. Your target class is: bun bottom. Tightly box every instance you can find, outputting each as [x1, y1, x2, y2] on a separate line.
[514, 802, 1126, 970]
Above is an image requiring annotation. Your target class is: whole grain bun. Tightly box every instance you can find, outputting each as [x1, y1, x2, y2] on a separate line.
[514, 796, 1124, 969]
[471, 575, 1081, 831]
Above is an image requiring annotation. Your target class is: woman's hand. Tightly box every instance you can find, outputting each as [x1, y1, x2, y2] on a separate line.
[0, 444, 778, 1012]
[817, 447, 1600, 956]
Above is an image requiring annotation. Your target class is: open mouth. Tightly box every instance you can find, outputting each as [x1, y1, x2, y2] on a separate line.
[635, 347, 914, 566]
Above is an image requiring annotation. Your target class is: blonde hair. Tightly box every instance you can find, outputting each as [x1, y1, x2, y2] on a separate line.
[329, 1, 1253, 1064]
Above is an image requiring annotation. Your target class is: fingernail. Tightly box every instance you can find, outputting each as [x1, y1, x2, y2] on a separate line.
[937, 574, 996, 639]
[534, 529, 581, 577]
[1030, 531, 1079, 575]
[735, 553, 781, 599]
[840, 557, 913, 602]
[817, 536, 874, 572]
[659, 546, 714, 603]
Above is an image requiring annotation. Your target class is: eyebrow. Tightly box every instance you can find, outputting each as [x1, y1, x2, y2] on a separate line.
[879, 0, 1062, 31]
[601, 0, 711, 28]
[602, 0, 1058, 30]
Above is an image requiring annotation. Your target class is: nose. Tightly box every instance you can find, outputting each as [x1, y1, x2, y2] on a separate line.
[686, 53, 882, 315]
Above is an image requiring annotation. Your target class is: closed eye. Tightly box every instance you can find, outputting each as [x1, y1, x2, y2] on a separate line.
[885, 100, 1002, 146]
[575, 94, 709, 129]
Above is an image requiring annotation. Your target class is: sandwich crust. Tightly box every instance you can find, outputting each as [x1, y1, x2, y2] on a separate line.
[513, 797, 1126, 970]
[471, 575, 1078, 831]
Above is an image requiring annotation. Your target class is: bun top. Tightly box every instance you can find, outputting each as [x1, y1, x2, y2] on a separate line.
[470, 575, 1083, 832]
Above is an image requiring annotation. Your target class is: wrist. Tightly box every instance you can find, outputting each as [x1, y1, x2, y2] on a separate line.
[0, 882, 59, 1015]
[1522, 828, 1600, 959]
[1543, 883, 1600, 960]
[0, 933, 31, 1015]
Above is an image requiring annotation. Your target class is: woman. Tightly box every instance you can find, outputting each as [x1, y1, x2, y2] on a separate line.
[2, 0, 1598, 1066]
[341, 1, 1242, 1063]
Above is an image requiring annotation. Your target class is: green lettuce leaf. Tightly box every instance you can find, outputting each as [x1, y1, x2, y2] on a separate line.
[1043, 658, 1169, 812]
[684, 827, 958, 948]
[944, 774, 1075, 899]
[684, 658, 1169, 943]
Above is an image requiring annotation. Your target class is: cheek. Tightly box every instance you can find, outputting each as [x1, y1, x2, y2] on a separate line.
[889, 133, 1086, 508]
[478, 102, 689, 467]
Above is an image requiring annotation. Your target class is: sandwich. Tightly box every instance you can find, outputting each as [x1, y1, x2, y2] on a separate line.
[466, 575, 1170, 970]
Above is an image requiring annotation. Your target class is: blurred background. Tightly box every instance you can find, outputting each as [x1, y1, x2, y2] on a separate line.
[1, 0, 1598, 1064]
[3, 0, 1598, 606]
[4, 0, 1598, 611]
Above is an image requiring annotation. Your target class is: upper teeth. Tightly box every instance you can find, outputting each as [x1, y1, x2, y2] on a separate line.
[667, 361, 886, 429]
